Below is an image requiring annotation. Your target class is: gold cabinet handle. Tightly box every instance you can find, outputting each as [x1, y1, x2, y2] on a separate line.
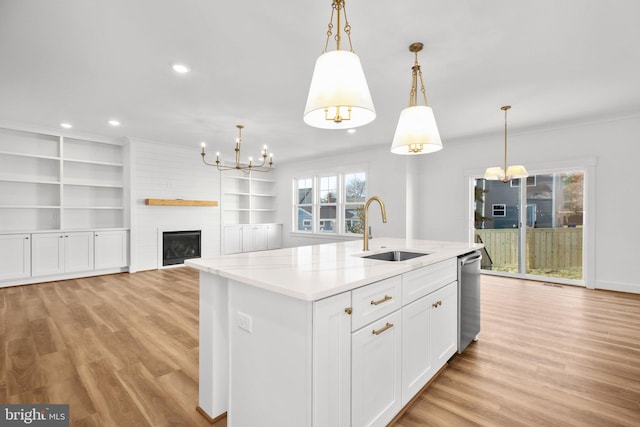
[345, 307, 352, 315]
[372, 322, 394, 335]
[432, 300, 443, 308]
[370, 295, 392, 306]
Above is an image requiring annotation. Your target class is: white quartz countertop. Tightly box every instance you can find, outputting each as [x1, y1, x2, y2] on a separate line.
[186, 238, 482, 301]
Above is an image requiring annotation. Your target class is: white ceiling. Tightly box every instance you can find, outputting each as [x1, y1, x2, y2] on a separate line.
[1, 0, 639, 163]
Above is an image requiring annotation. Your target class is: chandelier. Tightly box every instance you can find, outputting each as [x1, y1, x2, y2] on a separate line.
[303, 0, 375, 129]
[390, 42, 443, 155]
[484, 105, 528, 182]
[200, 125, 273, 173]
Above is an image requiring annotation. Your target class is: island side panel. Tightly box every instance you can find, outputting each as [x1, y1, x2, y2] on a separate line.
[199, 271, 229, 420]
[228, 279, 313, 427]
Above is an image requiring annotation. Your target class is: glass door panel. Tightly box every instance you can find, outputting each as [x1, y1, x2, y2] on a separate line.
[524, 172, 584, 280]
[473, 178, 522, 274]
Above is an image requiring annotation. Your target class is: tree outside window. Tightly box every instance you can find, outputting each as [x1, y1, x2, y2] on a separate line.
[344, 172, 366, 234]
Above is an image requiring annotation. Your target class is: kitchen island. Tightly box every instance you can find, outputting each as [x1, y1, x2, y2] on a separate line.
[186, 237, 482, 427]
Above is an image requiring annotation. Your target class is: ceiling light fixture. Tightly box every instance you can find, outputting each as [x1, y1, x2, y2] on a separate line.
[303, 0, 375, 129]
[390, 42, 442, 155]
[108, 120, 120, 126]
[60, 122, 72, 129]
[484, 105, 528, 182]
[172, 63, 190, 74]
[201, 125, 273, 173]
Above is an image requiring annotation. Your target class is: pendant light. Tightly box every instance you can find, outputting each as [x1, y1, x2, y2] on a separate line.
[484, 105, 528, 182]
[390, 43, 443, 155]
[304, 0, 375, 129]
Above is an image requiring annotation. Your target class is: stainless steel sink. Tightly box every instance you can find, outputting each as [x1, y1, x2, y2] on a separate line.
[362, 250, 429, 262]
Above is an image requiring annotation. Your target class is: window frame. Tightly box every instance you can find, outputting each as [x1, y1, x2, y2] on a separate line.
[292, 170, 367, 236]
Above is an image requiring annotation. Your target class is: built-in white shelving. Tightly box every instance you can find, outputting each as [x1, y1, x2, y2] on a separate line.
[0, 126, 126, 232]
[220, 171, 276, 225]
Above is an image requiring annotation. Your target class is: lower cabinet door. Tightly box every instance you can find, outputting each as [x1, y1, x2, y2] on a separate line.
[0, 234, 31, 281]
[430, 281, 459, 370]
[313, 292, 352, 427]
[352, 310, 402, 427]
[64, 232, 94, 273]
[32, 233, 65, 276]
[94, 230, 128, 269]
[401, 295, 433, 406]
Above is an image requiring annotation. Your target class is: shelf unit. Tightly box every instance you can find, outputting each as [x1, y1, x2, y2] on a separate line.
[220, 170, 276, 225]
[0, 127, 126, 232]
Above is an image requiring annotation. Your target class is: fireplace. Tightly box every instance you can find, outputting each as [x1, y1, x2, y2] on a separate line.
[162, 230, 201, 266]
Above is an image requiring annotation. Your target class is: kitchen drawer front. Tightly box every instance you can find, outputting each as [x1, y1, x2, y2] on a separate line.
[402, 258, 457, 305]
[352, 276, 402, 331]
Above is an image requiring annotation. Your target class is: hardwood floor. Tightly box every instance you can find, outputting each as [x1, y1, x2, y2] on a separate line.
[1, 269, 639, 426]
[394, 275, 640, 427]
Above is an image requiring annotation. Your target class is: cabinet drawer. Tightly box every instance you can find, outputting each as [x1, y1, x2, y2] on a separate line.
[402, 258, 457, 305]
[352, 276, 402, 331]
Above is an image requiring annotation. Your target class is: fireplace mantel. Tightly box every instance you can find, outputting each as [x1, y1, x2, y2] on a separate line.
[145, 199, 218, 207]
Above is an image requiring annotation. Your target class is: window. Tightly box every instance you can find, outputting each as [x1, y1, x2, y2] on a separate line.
[292, 171, 367, 235]
[295, 178, 313, 232]
[492, 204, 506, 217]
[319, 176, 337, 233]
[344, 172, 366, 234]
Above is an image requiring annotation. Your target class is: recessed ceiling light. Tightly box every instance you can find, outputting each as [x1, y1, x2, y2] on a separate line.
[108, 120, 121, 126]
[172, 63, 190, 74]
[347, 129, 356, 134]
[60, 122, 72, 129]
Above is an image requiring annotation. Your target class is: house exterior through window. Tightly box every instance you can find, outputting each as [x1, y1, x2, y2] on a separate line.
[293, 171, 367, 235]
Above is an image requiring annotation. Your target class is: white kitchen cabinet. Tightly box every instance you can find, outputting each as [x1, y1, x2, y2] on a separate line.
[430, 281, 459, 369]
[0, 234, 31, 281]
[31, 233, 65, 275]
[352, 310, 403, 427]
[64, 232, 94, 272]
[266, 224, 282, 250]
[223, 225, 243, 254]
[401, 294, 434, 406]
[242, 224, 268, 252]
[223, 224, 282, 254]
[313, 292, 352, 427]
[94, 230, 128, 269]
[32, 232, 94, 276]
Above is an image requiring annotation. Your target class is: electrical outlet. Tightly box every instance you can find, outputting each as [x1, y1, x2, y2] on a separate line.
[238, 311, 252, 333]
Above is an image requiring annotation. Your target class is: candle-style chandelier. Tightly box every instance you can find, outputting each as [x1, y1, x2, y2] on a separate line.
[200, 124, 273, 173]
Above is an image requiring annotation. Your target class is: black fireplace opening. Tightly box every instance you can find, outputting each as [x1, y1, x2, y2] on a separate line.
[163, 230, 201, 266]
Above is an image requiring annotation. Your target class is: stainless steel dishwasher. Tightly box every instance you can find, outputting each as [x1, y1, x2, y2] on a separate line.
[458, 251, 482, 353]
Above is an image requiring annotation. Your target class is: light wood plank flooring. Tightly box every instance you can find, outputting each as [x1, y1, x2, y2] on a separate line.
[1, 269, 639, 426]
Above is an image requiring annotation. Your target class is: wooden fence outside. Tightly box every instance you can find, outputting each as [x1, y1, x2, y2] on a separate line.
[476, 227, 582, 270]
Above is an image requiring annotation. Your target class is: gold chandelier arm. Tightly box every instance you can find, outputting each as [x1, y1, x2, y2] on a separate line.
[201, 153, 218, 167]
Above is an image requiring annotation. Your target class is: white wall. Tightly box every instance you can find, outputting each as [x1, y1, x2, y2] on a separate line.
[414, 115, 640, 293]
[129, 138, 221, 271]
[274, 147, 408, 248]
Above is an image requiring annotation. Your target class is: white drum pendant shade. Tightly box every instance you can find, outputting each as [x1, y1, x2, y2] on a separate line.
[304, 50, 376, 129]
[390, 105, 443, 154]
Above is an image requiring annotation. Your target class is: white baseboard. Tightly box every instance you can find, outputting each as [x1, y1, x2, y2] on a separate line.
[0, 267, 128, 288]
[595, 279, 640, 294]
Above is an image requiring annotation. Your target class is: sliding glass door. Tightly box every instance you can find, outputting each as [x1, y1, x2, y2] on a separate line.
[473, 171, 585, 283]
